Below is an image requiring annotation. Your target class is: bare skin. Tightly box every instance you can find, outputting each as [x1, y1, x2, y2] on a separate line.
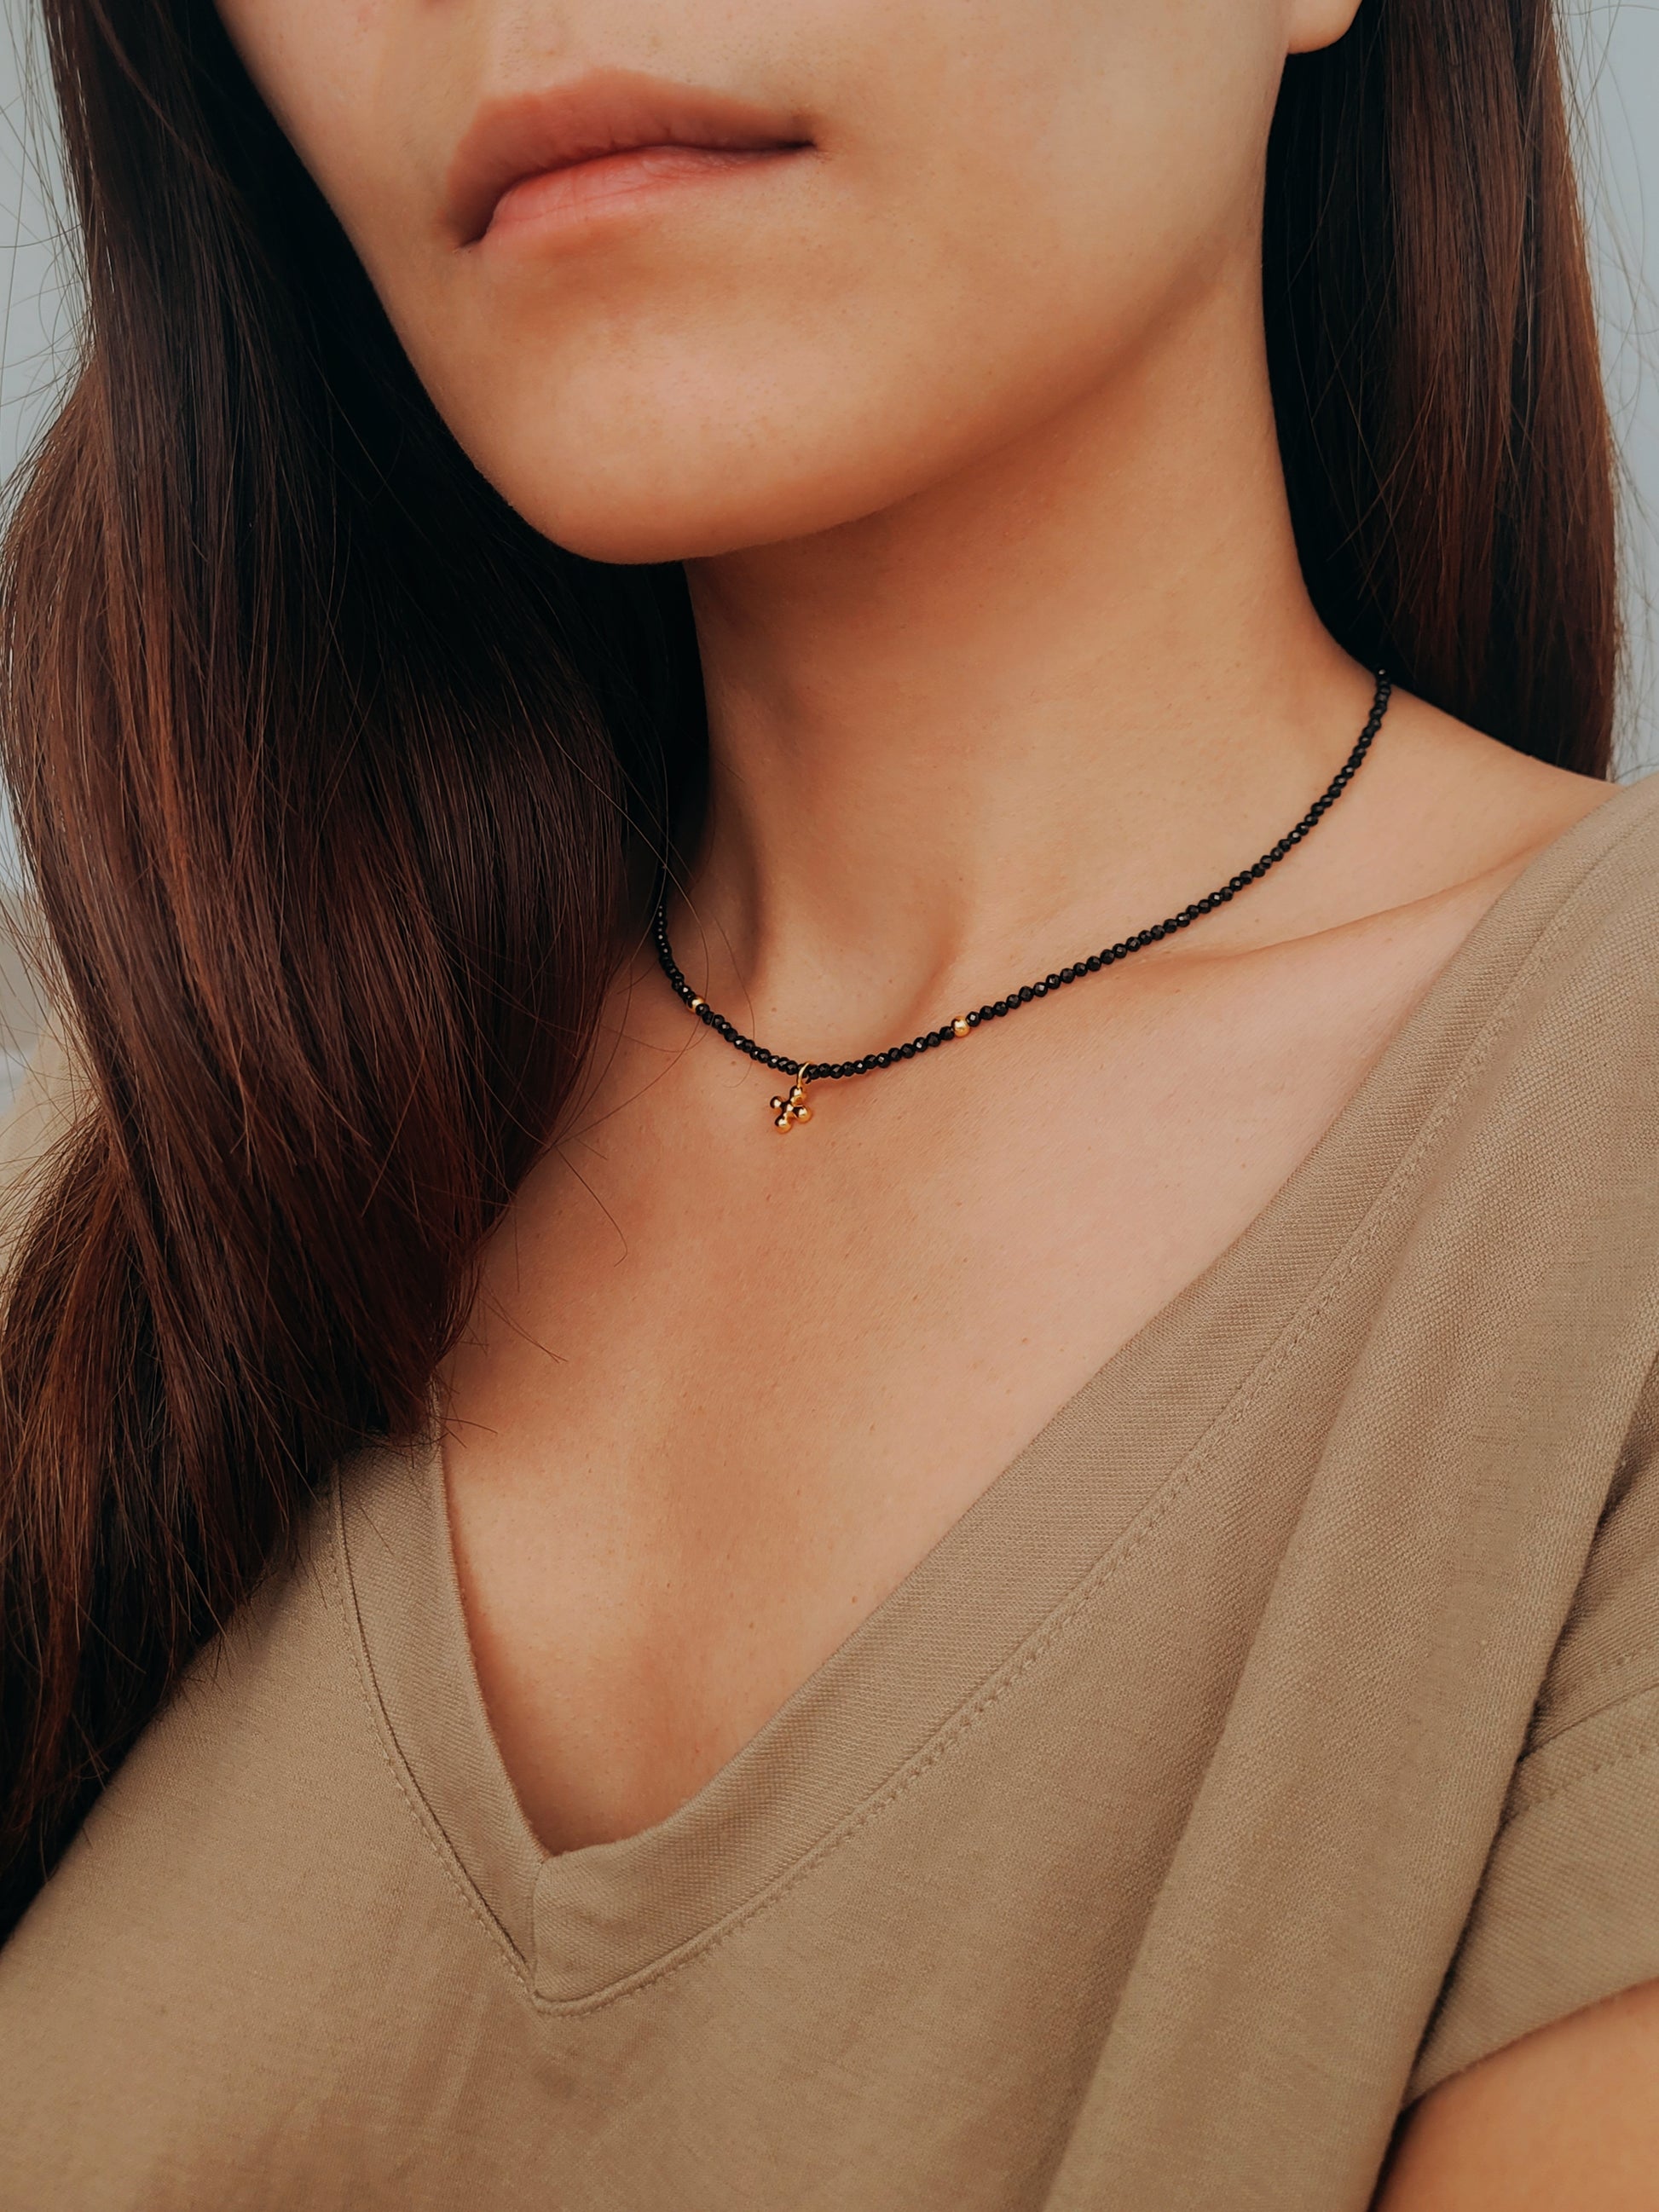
[217, 0, 1650, 2196]
[1378, 1981, 1659, 2209]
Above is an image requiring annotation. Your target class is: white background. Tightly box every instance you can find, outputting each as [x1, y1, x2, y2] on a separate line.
[1, 2, 1655, 778]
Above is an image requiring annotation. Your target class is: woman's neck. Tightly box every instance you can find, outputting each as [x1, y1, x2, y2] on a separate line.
[677, 269, 1373, 1051]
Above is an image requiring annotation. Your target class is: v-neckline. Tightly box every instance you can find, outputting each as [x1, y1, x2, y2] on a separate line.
[335, 772, 1659, 2009]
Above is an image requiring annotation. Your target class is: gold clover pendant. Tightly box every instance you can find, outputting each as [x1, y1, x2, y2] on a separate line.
[770, 1071, 813, 1131]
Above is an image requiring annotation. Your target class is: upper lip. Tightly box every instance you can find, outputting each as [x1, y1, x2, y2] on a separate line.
[446, 68, 812, 244]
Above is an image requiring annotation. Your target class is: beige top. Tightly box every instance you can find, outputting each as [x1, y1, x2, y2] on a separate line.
[6, 777, 1659, 2211]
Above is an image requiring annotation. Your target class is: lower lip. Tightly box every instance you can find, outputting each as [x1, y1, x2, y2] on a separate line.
[481, 143, 803, 250]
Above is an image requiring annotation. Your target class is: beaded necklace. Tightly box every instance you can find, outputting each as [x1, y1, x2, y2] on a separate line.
[653, 672, 1391, 1131]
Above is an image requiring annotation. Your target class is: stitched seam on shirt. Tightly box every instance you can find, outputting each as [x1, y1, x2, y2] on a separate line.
[1502, 1724, 1659, 1825]
[1556, 1645, 1650, 1697]
[536, 899, 1609, 2016]
[1526, 1649, 1659, 1752]
[326, 1479, 536, 2002]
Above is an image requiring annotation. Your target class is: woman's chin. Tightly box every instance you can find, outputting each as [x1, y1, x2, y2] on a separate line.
[505, 470, 870, 569]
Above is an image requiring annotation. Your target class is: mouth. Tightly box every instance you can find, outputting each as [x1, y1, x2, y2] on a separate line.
[447, 69, 815, 248]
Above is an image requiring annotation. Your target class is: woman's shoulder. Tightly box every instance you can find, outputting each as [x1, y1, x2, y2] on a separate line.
[1441, 765, 1659, 1057]
[1315, 762, 1659, 1331]
[1405, 767, 1659, 1203]
[1494, 760, 1659, 1013]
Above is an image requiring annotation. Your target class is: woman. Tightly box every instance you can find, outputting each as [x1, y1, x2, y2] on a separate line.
[0, 0, 1654, 2202]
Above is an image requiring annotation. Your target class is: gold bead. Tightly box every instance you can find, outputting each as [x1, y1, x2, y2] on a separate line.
[690, 996, 706, 1013]
[952, 1016, 970, 1037]
[775, 1113, 791, 1130]
[794, 1105, 812, 1123]
[770, 1096, 785, 1111]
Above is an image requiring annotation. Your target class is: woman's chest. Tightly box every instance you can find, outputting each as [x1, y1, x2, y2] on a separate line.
[440, 896, 1485, 1857]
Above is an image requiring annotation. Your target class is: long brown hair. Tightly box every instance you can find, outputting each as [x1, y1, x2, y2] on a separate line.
[0, 0, 1619, 1932]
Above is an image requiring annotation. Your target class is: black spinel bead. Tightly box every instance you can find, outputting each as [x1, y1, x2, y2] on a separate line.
[1046, 973, 1061, 990]
[1086, 954, 1101, 971]
[900, 1042, 916, 1060]
[1032, 982, 1048, 998]
[968, 1010, 984, 1027]
[1018, 985, 1033, 1003]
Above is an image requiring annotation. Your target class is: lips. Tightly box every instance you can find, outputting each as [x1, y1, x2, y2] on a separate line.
[446, 69, 813, 246]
